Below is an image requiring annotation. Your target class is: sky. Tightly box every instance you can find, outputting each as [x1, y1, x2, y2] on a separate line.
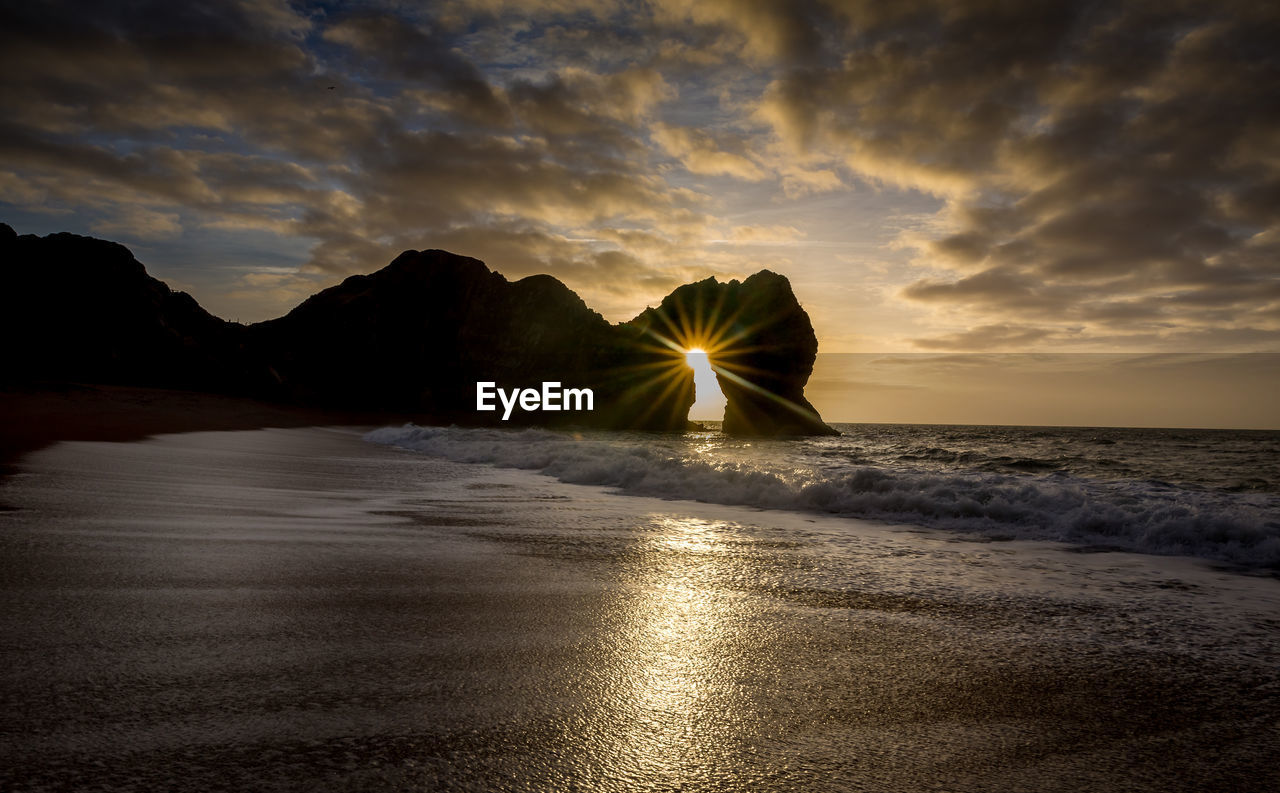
[2, 1, 1278, 426]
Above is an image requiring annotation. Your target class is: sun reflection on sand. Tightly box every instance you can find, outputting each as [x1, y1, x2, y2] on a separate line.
[584, 515, 768, 787]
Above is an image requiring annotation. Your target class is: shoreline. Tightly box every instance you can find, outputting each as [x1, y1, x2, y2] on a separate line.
[0, 382, 406, 473]
[6, 386, 1274, 573]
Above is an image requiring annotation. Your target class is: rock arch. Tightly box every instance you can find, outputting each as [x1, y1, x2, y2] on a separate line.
[626, 271, 838, 436]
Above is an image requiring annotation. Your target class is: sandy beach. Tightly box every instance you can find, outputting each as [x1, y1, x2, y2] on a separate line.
[0, 384, 407, 472]
[1, 422, 1277, 792]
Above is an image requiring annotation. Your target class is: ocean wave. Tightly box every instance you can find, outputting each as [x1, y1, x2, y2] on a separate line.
[366, 425, 1280, 568]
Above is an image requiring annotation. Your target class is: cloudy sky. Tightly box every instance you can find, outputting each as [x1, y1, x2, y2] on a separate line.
[2, 0, 1278, 367]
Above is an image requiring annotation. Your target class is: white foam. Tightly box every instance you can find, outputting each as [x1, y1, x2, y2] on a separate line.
[366, 425, 1280, 568]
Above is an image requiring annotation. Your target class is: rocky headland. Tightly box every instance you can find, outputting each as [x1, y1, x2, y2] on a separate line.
[0, 223, 837, 436]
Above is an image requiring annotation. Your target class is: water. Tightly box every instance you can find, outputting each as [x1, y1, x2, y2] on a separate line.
[3, 427, 1279, 791]
[368, 422, 1280, 569]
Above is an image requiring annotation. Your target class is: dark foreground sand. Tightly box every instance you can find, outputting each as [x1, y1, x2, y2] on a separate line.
[1, 420, 1278, 792]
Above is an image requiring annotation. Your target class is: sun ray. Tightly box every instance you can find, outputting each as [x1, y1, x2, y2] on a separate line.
[710, 364, 826, 425]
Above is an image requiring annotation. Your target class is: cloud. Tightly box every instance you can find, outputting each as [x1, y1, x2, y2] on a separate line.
[90, 207, 182, 240]
[650, 122, 766, 180]
[507, 67, 673, 139]
[323, 12, 510, 126]
[778, 166, 843, 198]
[910, 324, 1066, 352]
[656, 0, 1279, 347]
[757, 0, 1280, 349]
[727, 224, 803, 243]
[651, 0, 832, 62]
[1, 0, 1277, 348]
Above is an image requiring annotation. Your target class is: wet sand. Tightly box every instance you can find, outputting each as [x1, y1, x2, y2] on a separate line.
[1, 426, 1278, 792]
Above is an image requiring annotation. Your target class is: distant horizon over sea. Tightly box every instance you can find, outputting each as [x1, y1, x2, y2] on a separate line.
[799, 353, 1279, 430]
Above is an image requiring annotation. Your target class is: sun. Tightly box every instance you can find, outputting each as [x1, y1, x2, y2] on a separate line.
[684, 346, 714, 370]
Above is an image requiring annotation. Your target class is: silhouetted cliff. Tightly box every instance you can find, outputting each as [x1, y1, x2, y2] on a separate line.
[246, 249, 694, 429]
[1, 224, 836, 435]
[0, 224, 261, 390]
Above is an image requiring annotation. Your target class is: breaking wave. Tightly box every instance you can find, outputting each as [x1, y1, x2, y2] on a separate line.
[366, 424, 1280, 568]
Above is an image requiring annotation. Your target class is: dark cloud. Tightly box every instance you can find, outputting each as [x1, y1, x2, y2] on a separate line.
[720, 0, 1280, 348]
[322, 12, 510, 126]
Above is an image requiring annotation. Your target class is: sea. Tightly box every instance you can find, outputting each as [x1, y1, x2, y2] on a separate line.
[4, 424, 1280, 791]
[368, 422, 1280, 570]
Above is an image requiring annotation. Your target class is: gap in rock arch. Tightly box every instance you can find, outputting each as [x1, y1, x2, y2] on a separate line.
[684, 348, 728, 422]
